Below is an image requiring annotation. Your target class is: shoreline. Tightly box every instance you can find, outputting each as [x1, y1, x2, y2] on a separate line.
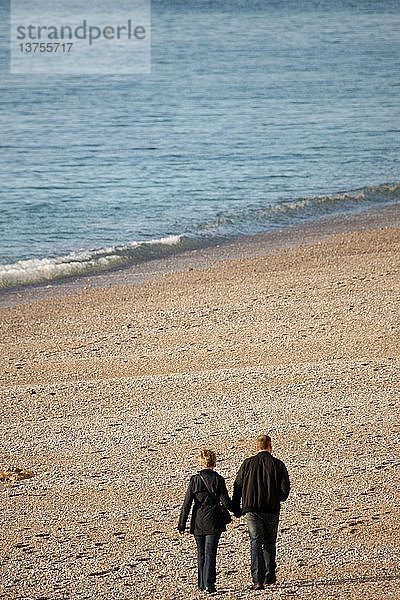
[1, 202, 399, 309]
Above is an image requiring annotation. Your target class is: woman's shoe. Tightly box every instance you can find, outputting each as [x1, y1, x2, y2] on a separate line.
[252, 582, 264, 590]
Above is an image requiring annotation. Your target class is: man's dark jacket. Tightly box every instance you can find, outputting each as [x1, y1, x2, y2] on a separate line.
[232, 451, 290, 515]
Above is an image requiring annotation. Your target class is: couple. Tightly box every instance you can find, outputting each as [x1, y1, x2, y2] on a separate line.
[178, 434, 290, 594]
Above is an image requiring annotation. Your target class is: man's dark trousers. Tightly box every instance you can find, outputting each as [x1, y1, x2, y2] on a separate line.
[194, 533, 221, 590]
[246, 512, 279, 584]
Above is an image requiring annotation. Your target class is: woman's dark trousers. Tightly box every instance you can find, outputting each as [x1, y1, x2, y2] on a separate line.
[246, 512, 279, 584]
[194, 533, 221, 590]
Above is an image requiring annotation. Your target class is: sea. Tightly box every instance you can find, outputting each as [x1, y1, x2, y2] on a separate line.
[0, 0, 399, 290]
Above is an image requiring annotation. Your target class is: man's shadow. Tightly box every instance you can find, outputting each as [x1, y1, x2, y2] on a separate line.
[277, 572, 400, 590]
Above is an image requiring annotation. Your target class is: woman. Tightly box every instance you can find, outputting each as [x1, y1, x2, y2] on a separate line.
[178, 449, 235, 594]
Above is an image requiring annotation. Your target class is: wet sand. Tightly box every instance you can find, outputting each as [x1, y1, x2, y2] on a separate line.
[0, 215, 399, 599]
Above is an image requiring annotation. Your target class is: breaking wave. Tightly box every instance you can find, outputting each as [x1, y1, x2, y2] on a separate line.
[196, 182, 400, 234]
[1, 181, 399, 290]
[0, 235, 199, 289]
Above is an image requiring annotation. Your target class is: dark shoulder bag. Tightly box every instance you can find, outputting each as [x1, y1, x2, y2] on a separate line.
[198, 473, 232, 525]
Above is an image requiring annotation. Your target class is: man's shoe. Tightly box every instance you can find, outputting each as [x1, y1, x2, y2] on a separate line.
[252, 582, 264, 590]
[265, 574, 277, 585]
[205, 586, 216, 594]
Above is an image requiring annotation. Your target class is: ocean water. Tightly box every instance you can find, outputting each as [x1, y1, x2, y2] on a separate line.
[0, 0, 399, 289]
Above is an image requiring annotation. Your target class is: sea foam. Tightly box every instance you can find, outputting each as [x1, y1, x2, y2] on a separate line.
[0, 234, 184, 289]
[1, 182, 399, 291]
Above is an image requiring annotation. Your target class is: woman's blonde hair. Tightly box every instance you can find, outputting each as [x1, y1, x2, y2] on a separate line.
[199, 449, 216, 468]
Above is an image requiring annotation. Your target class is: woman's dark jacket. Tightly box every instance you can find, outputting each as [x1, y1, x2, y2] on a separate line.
[178, 469, 234, 535]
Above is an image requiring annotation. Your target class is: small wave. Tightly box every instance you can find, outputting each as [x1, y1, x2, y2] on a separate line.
[1, 182, 398, 291]
[0, 234, 192, 289]
[196, 181, 400, 234]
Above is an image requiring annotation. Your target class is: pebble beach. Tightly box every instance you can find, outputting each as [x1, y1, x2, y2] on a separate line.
[1, 219, 399, 599]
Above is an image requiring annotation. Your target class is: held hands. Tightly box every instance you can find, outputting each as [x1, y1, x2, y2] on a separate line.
[177, 508, 241, 538]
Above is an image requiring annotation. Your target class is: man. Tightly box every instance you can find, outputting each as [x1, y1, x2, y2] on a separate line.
[232, 434, 290, 590]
